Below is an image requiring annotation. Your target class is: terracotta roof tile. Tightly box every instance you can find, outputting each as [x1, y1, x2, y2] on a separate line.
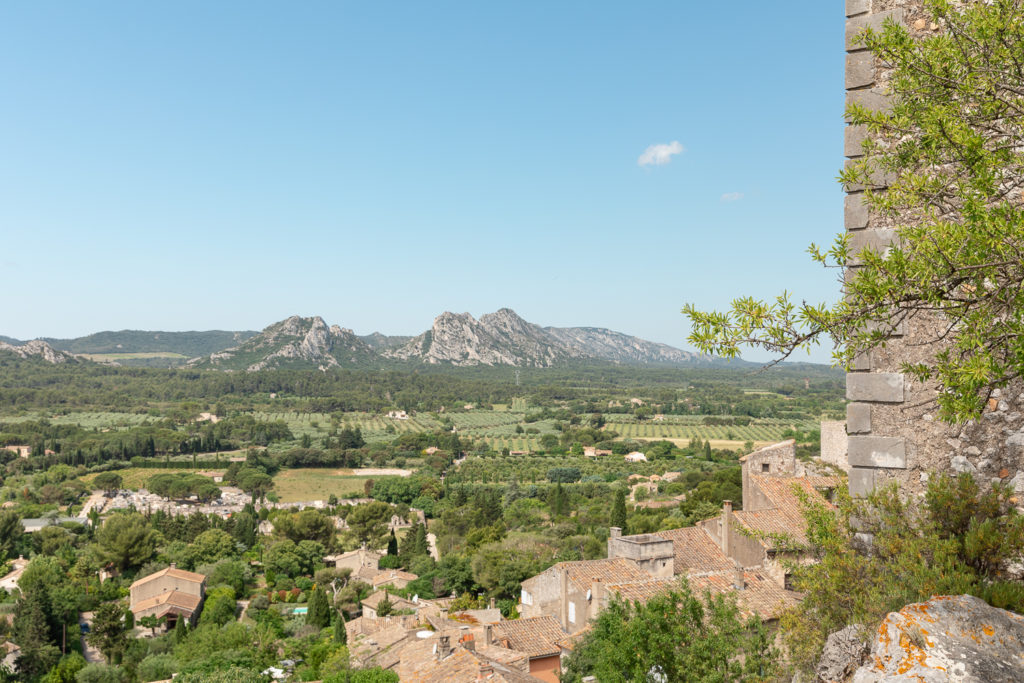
[129, 566, 206, 590]
[689, 569, 801, 621]
[397, 640, 537, 682]
[361, 590, 418, 611]
[654, 527, 734, 573]
[131, 590, 202, 615]
[549, 558, 650, 591]
[495, 616, 563, 658]
[735, 475, 837, 548]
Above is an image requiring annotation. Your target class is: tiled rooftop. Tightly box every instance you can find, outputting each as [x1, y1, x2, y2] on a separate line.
[129, 566, 205, 590]
[654, 526, 734, 573]
[495, 616, 564, 658]
[689, 569, 801, 621]
[549, 558, 650, 590]
[131, 590, 202, 615]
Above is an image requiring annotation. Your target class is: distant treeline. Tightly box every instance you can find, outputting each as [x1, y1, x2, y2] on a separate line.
[0, 354, 843, 416]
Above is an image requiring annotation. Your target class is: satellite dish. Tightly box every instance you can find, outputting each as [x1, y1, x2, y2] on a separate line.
[586, 589, 592, 601]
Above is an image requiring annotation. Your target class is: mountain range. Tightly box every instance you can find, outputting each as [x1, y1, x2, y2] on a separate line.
[2, 308, 739, 371]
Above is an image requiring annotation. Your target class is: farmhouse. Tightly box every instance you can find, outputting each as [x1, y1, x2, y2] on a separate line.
[130, 565, 207, 630]
[624, 451, 647, 462]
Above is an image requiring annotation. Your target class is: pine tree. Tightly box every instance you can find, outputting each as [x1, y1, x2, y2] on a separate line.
[611, 489, 629, 535]
[12, 590, 60, 679]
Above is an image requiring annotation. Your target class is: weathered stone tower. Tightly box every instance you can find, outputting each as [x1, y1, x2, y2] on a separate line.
[843, 0, 1024, 498]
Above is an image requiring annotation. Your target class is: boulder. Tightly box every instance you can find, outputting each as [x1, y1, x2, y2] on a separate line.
[850, 595, 1024, 682]
[816, 625, 869, 682]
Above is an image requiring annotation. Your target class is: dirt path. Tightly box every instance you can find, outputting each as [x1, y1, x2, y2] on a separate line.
[79, 612, 103, 663]
[80, 491, 107, 517]
[426, 532, 439, 561]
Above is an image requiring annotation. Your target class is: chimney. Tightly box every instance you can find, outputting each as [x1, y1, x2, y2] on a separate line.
[559, 569, 570, 631]
[477, 663, 494, 680]
[733, 562, 745, 590]
[591, 579, 604, 618]
[484, 624, 493, 646]
[440, 608, 449, 620]
[489, 597, 495, 610]
[610, 526, 622, 539]
[438, 635, 451, 660]
[461, 633, 476, 652]
[721, 501, 732, 557]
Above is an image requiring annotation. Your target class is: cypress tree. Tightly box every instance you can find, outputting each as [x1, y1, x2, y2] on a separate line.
[413, 522, 429, 556]
[611, 489, 628, 535]
[387, 529, 398, 556]
[333, 610, 347, 645]
[307, 586, 330, 629]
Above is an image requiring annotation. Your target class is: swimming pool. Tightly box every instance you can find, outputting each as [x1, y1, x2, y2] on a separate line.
[292, 607, 308, 614]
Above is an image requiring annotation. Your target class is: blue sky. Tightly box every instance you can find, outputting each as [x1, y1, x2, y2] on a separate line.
[0, 2, 844, 363]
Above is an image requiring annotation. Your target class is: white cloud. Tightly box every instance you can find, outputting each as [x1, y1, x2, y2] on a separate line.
[720, 192, 743, 202]
[637, 140, 684, 167]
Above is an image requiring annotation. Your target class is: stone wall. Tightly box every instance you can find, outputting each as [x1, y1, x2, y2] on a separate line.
[820, 420, 849, 472]
[842, 0, 1024, 499]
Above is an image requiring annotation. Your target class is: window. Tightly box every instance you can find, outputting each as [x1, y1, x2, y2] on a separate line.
[568, 601, 576, 623]
[762, 463, 770, 473]
[521, 590, 532, 605]
[784, 574, 793, 591]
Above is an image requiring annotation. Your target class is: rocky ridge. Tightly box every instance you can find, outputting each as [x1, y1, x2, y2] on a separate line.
[384, 308, 719, 368]
[0, 340, 77, 364]
[190, 316, 376, 371]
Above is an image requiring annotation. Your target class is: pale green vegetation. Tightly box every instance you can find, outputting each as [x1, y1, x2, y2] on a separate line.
[271, 469, 375, 503]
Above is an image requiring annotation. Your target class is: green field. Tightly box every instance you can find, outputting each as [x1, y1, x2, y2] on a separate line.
[272, 468, 373, 503]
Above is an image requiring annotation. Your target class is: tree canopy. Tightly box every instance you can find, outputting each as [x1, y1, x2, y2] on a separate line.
[684, 0, 1024, 422]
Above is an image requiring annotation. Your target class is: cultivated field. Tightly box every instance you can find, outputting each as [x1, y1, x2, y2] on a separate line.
[272, 468, 374, 503]
[80, 467, 215, 490]
[603, 417, 817, 444]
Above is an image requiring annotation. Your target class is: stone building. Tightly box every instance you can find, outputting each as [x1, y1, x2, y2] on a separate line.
[840, 0, 1024, 503]
[129, 565, 207, 629]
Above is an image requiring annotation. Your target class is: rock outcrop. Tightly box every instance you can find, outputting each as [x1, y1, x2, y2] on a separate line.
[0, 340, 77, 364]
[843, 595, 1024, 682]
[189, 316, 376, 371]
